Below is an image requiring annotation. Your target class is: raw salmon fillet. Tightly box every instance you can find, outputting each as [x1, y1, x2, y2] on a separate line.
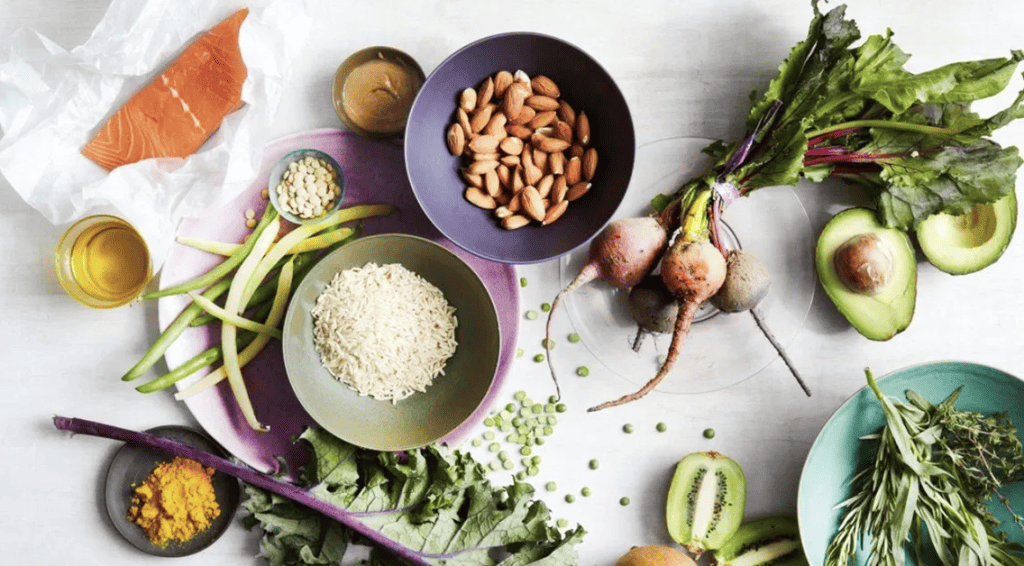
[82, 8, 249, 171]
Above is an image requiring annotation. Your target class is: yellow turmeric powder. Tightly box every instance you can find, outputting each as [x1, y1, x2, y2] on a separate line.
[127, 456, 220, 548]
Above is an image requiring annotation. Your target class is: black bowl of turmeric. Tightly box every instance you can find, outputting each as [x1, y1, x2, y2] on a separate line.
[103, 425, 240, 556]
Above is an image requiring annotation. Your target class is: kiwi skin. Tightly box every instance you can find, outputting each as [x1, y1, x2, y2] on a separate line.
[712, 515, 807, 566]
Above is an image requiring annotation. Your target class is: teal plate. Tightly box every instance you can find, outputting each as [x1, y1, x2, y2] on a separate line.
[798, 361, 1024, 566]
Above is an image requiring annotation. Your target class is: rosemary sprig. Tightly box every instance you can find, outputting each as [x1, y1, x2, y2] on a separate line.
[825, 369, 1024, 566]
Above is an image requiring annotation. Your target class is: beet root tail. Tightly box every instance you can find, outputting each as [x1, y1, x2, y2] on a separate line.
[545, 264, 598, 401]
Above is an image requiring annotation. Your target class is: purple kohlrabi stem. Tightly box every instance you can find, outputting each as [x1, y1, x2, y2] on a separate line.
[53, 416, 436, 566]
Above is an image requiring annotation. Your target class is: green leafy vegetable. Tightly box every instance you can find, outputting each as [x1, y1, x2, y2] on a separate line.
[242, 427, 585, 566]
[824, 369, 1024, 566]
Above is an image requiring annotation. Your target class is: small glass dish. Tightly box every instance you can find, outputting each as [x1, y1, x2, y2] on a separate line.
[54, 214, 152, 308]
[332, 46, 425, 138]
[267, 149, 346, 225]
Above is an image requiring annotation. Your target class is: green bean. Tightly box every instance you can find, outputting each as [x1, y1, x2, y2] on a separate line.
[135, 329, 258, 393]
[143, 207, 278, 300]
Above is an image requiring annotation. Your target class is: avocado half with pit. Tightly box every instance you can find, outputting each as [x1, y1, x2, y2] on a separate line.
[815, 207, 916, 341]
[916, 192, 1017, 275]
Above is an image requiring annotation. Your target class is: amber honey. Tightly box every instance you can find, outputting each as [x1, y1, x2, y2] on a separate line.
[56, 215, 151, 308]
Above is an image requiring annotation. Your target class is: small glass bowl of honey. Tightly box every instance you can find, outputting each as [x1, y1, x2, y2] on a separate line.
[55, 215, 152, 308]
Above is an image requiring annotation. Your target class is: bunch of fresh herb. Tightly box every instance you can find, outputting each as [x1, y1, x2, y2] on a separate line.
[241, 427, 585, 566]
[824, 370, 1024, 566]
[653, 1, 1024, 246]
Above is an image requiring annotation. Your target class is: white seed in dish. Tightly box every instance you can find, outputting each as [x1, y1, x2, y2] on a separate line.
[311, 262, 458, 402]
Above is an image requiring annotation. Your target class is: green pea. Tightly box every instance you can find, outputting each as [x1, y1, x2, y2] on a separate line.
[567, 332, 581, 343]
[623, 423, 635, 434]
[656, 422, 668, 433]
[556, 518, 569, 529]
[512, 417, 524, 427]
[540, 302, 551, 312]
[483, 417, 494, 427]
[544, 403, 556, 413]
[489, 461, 499, 471]
[471, 438, 482, 447]
[502, 460, 514, 470]
[516, 471, 527, 481]
[519, 277, 528, 287]
[576, 366, 590, 377]
[533, 353, 545, 363]
[545, 481, 557, 492]
[520, 446, 532, 456]
[543, 426, 554, 436]
[498, 451, 509, 461]
[531, 404, 543, 414]
[556, 403, 567, 413]
[506, 434, 518, 443]
[528, 465, 539, 476]
[548, 395, 558, 404]
[588, 459, 599, 470]
[531, 455, 542, 465]
[581, 487, 592, 497]
[483, 430, 495, 440]
[499, 423, 512, 432]
[505, 403, 516, 412]
[535, 437, 546, 446]
[520, 397, 534, 407]
[542, 338, 554, 350]
[525, 310, 539, 320]
[564, 494, 575, 503]
[488, 442, 500, 453]
[547, 416, 558, 425]
[703, 427, 716, 439]
[499, 409, 512, 419]
[619, 497, 631, 506]
[516, 347, 524, 358]
[514, 390, 526, 401]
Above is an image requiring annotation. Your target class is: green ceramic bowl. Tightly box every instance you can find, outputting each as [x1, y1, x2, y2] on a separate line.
[798, 361, 1024, 566]
[281, 234, 500, 451]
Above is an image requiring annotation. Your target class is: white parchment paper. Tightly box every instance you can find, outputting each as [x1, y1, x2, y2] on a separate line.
[0, 0, 312, 270]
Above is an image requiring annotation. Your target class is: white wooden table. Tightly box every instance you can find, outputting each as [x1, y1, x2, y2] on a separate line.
[2, 1, 1023, 564]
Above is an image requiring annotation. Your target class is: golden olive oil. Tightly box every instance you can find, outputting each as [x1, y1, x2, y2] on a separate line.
[65, 217, 150, 305]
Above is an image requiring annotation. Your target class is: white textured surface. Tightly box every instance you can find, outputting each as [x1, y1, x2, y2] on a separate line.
[2, 1, 1024, 564]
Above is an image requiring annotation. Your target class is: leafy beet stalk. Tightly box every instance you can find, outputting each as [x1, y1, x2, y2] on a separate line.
[52, 416, 436, 566]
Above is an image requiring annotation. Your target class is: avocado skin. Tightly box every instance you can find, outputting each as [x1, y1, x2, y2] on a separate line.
[815, 208, 917, 341]
[916, 191, 1017, 275]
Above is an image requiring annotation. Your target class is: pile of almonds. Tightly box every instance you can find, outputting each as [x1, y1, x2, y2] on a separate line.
[446, 69, 597, 230]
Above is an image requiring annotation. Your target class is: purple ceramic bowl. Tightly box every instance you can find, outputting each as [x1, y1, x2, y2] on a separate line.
[405, 32, 635, 264]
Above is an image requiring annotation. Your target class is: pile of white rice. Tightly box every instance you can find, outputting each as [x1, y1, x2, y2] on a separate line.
[311, 262, 458, 402]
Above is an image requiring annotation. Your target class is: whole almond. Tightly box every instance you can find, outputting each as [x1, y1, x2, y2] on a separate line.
[528, 110, 557, 130]
[567, 181, 591, 201]
[502, 214, 531, 230]
[459, 88, 477, 114]
[460, 169, 483, 188]
[493, 70, 514, 97]
[468, 159, 499, 175]
[457, 108, 472, 137]
[582, 147, 598, 181]
[557, 100, 576, 127]
[470, 104, 494, 133]
[513, 70, 531, 88]
[521, 145, 535, 170]
[525, 95, 560, 112]
[483, 113, 508, 138]
[532, 148, 548, 173]
[566, 156, 582, 185]
[570, 143, 585, 159]
[507, 190, 522, 212]
[548, 151, 565, 175]
[493, 206, 513, 219]
[575, 111, 591, 145]
[477, 76, 495, 108]
[506, 124, 532, 139]
[554, 120, 573, 143]
[534, 125, 555, 138]
[503, 83, 528, 121]
[536, 174, 554, 198]
[525, 163, 544, 186]
[512, 166, 525, 192]
[446, 123, 465, 156]
[496, 164, 511, 187]
[551, 175, 568, 202]
[521, 185, 546, 222]
[495, 192, 511, 206]
[542, 200, 569, 225]
[509, 106, 536, 126]
[473, 152, 500, 162]
[500, 154, 521, 167]
[484, 169, 501, 197]
[465, 186, 496, 209]
[535, 135, 571, 153]
[531, 75, 560, 98]
[468, 134, 500, 154]
[499, 136, 524, 155]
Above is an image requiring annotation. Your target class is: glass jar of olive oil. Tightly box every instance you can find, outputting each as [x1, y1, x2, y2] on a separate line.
[55, 215, 152, 308]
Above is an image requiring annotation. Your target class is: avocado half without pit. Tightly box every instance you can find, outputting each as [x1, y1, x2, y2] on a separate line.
[815, 207, 916, 341]
[916, 192, 1017, 275]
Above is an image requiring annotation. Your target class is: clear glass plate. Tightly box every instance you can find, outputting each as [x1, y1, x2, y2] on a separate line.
[559, 137, 816, 394]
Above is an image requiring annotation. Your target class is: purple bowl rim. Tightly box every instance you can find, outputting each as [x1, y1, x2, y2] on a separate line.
[403, 31, 636, 265]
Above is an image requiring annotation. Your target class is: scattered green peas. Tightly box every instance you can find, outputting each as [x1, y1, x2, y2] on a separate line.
[520, 446, 532, 456]
[520, 277, 528, 287]
[516, 348, 524, 358]
[548, 395, 558, 404]
[545, 481, 558, 492]
[498, 451, 509, 461]
[531, 455, 542, 465]
[580, 487, 592, 497]
[533, 353, 545, 363]
[542, 338, 554, 350]
[502, 460, 514, 470]
[488, 442, 500, 453]
[567, 332, 581, 343]
[588, 459, 600, 470]
[483, 417, 494, 427]
[703, 427, 716, 439]
[471, 438, 482, 447]
[531, 404, 543, 414]
[525, 310, 539, 320]
[516, 471, 527, 481]
[576, 366, 590, 377]
[528, 465, 539, 476]
[543, 426, 554, 436]
[488, 461, 499, 471]
[556, 403, 567, 413]
[535, 437, 546, 446]
[564, 494, 575, 503]
[505, 403, 516, 412]
[656, 422, 668, 433]
[483, 430, 495, 440]
[556, 518, 569, 529]
[619, 497, 631, 506]
[540, 302, 551, 312]
[623, 423, 635, 434]
[514, 390, 526, 401]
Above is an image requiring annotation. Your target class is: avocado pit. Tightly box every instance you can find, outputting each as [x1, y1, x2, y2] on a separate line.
[833, 233, 895, 294]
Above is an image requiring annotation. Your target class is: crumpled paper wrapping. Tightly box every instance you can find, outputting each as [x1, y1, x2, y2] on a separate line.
[0, 0, 312, 270]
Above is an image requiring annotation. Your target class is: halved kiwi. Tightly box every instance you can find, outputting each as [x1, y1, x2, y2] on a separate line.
[712, 515, 807, 566]
[665, 451, 746, 555]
